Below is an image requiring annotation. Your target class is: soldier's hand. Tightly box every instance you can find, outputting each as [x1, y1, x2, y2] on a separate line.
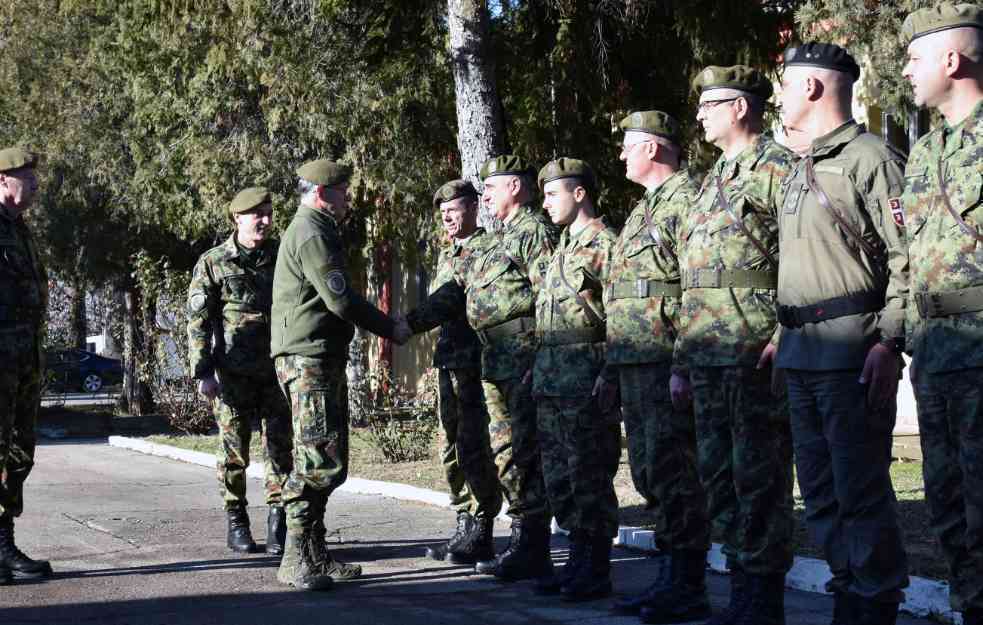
[592, 376, 619, 414]
[859, 343, 901, 409]
[392, 315, 412, 345]
[756, 343, 776, 369]
[198, 376, 220, 400]
[669, 373, 693, 411]
[521, 368, 533, 387]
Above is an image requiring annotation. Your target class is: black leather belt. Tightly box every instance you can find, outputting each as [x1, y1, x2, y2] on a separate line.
[777, 292, 884, 328]
[914, 285, 983, 318]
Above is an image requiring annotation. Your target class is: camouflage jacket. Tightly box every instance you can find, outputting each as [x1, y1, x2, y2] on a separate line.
[776, 121, 908, 370]
[904, 98, 983, 374]
[674, 133, 793, 370]
[407, 205, 558, 381]
[431, 234, 482, 371]
[187, 234, 278, 380]
[533, 217, 615, 397]
[0, 211, 47, 332]
[604, 170, 696, 367]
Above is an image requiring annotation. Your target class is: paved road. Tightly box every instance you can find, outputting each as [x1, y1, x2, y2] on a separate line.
[0, 440, 934, 625]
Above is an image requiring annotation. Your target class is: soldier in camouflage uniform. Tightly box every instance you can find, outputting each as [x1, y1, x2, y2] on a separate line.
[901, 6, 983, 624]
[604, 112, 712, 624]
[405, 155, 558, 581]
[187, 186, 293, 556]
[271, 159, 409, 591]
[670, 67, 795, 625]
[530, 158, 620, 602]
[422, 180, 501, 565]
[775, 43, 910, 625]
[0, 148, 52, 584]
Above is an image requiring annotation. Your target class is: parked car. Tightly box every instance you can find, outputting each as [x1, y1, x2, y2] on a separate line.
[45, 349, 124, 393]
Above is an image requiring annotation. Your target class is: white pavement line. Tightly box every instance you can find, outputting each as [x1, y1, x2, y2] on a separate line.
[109, 435, 956, 623]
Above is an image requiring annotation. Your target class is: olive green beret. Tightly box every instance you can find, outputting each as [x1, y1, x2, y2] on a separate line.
[903, 3, 983, 43]
[537, 157, 597, 196]
[619, 110, 680, 143]
[433, 179, 478, 209]
[229, 186, 272, 215]
[0, 148, 38, 173]
[783, 42, 860, 81]
[692, 65, 773, 100]
[296, 159, 351, 187]
[479, 154, 536, 181]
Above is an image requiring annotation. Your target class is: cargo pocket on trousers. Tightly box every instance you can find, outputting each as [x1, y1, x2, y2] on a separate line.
[298, 388, 332, 445]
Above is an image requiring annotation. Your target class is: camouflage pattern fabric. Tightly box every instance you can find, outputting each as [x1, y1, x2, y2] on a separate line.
[437, 367, 502, 518]
[431, 238, 482, 371]
[690, 366, 794, 575]
[213, 372, 293, 508]
[274, 354, 349, 533]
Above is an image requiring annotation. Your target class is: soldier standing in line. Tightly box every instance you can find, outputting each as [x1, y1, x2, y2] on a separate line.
[603, 112, 712, 623]
[901, 5, 983, 624]
[187, 187, 294, 556]
[0, 147, 52, 584]
[773, 43, 910, 625]
[422, 180, 502, 565]
[402, 155, 558, 582]
[670, 66, 795, 625]
[271, 159, 410, 591]
[529, 158, 620, 602]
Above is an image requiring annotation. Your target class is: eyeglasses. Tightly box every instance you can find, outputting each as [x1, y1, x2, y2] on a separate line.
[697, 98, 738, 112]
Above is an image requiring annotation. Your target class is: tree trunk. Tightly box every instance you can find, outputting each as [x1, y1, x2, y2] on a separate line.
[67, 276, 87, 350]
[447, 0, 507, 231]
[121, 288, 145, 415]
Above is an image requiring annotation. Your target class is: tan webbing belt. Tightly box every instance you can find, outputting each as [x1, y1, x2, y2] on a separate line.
[476, 316, 535, 345]
[536, 326, 606, 346]
[609, 279, 682, 299]
[682, 268, 777, 289]
[914, 285, 983, 318]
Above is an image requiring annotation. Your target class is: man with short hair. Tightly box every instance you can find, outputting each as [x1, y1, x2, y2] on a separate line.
[271, 159, 410, 591]
[531, 158, 620, 601]
[0, 147, 51, 585]
[901, 5, 983, 623]
[187, 186, 294, 556]
[775, 42, 910, 625]
[422, 180, 501, 565]
[404, 155, 558, 581]
[605, 111, 711, 623]
[671, 66, 795, 624]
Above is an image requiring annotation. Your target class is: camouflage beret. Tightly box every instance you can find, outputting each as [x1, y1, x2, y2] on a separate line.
[0, 147, 38, 173]
[296, 159, 351, 187]
[537, 157, 597, 196]
[903, 3, 983, 43]
[433, 179, 478, 209]
[229, 187, 272, 215]
[692, 65, 773, 100]
[479, 154, 536, 181]
[619, 110, 680, 143]
[783, 42, 860, 81]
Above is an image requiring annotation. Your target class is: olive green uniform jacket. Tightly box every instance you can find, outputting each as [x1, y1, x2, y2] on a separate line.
[431, 236, 482, 371]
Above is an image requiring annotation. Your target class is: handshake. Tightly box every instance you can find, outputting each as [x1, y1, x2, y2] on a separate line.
[392, 314, 413, 346]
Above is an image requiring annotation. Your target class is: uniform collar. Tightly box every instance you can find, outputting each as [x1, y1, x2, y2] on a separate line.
[504, 204, 533, 231]
[808, 119, 863, 159]
[940, 98, 983, 157]
[716, 133, 770, 182]
[652, 168, 690, 201]
[561, 216, 605, 251]
[298, 202, 341, 227]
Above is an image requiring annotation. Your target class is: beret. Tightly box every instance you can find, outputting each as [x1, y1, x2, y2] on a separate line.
[479, 154, 536, 180]
[0, 148, 38, 173]
[783, 42, 860, 81]
[903, 3, 983, 43]
[433, 179, 478, 209]
[619, 110, 680, 143]
[692, 65, 773, 100]
[296, 159, 352, 187]
[229, 186, 272, 215]
[537, 157, 597, 196]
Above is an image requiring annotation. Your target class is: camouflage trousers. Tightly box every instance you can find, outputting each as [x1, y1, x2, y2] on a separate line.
[913, 367, 983, 612]
[787, 369, 908, 602]
[212, 370, 293, 509]
[0, 326, 41, 519]
[482, 376, 549, 522]
[690, 365, 794, 575]
[538, 394, 620, 537]
[437, 367, 502, 518]
[620, 362, 709, 551]
[275, 354, 349, 533]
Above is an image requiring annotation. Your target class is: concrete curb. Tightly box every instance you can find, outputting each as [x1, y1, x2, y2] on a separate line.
[108, 435, 957, 624]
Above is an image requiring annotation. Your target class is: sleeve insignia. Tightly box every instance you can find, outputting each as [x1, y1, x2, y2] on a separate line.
[189, 292, 207, 313]
[326, 270, 348, 295]
[889, 197, 905, 227]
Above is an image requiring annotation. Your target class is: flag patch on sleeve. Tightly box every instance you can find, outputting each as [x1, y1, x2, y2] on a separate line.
[889, 198, 905, 227]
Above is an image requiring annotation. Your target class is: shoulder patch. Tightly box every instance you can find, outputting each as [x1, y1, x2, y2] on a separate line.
[325, 270, 348, 296]
[189, 292, 207, 313]
[889, 198, 905, 227]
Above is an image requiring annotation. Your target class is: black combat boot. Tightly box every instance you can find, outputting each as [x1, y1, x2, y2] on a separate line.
[703, 565, 749, 625]
[0, 516, 53, 579]
[963, 608, 983, 625]
[611, 551, 671, 614]
[266, 505, 286, 555]
[425, 512, 472, 561]
[535, 530, 585, 595]
[0, 562, 11, 585]
[560, 532, 613, 602]
[853, 598, 899, 625]
[447, 513, 494, 565]
[475, 518, 520, 575]
[732, 574, 785, 625]
[639, 550, 711, 623]
[276, 530, 334, 591]
[475, 517, 553, 581]
[830, 592, 855, 625]
[226, 505, 257, 553]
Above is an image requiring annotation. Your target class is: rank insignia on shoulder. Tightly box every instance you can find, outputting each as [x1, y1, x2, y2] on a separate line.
[889, 197, 905, 227]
